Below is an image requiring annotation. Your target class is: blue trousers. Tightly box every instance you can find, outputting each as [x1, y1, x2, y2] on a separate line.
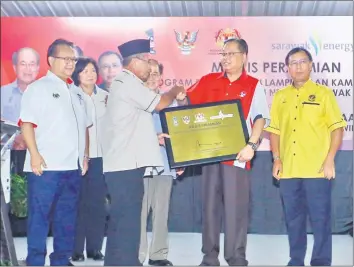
[279, 178, 332, 266]
[26, 170, 81, 266]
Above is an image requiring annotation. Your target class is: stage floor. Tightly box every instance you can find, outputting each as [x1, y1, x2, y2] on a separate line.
[14, 233, 353, 266]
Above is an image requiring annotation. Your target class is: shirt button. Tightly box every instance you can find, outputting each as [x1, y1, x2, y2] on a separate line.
[293, 153, 296, 156]
[293, 141, 296, 144]
[293, 129, 296, 132]
[294, 117, 297, 120]
[295, 106, 298, 109]
[297, 95, 299, 97]
[229, 83, 232, 86]
[226, 93, 229, 96]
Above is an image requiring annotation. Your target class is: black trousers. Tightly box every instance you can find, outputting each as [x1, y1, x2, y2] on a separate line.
[103, 168, 145, 266]
[201, 163, 250, 266]
[73, 158, 107, 254]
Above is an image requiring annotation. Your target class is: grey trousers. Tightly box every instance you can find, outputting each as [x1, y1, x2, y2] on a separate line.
[201, 163, 250, 266]
[139, 175, 173, 263]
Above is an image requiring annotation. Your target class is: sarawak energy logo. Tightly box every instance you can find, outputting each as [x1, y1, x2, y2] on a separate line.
[271, 34, 353, 55]
[308, 34, 322, 55]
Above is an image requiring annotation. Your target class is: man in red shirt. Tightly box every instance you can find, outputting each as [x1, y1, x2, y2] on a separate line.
[186, 38, 270, 266]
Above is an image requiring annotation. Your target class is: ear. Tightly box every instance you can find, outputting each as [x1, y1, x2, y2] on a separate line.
[12, 65, 17, 73]
[159, 77, 164, 87]
[48, 56, 55, 67]
[308, 61, 313, 72]
[242, 53, 247, 65]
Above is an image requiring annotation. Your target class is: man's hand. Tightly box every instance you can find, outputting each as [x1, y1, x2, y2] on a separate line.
[176, 168, 185, 176]
[176, 92, 186, 100]
[319, 156, 335, 180]
[12, 134, 27, 150]
[82, 157, 89, 176]
[171, 85, 185, 97]
[236, 144, 255, 162]
[157, 133, 170, 146]
[30, 152, 47, 176]
[272, 159, 282, 180]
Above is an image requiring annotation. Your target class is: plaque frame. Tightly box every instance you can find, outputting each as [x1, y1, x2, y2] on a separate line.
[160, 99, 250, 168]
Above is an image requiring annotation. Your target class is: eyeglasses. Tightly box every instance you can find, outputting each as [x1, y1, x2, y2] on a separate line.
[219, 52, 244, 58]
[53, 56, 78, 64]
[149, 73, 160, 79]
[288, 59, 310, 68]
[18, 62, 38, 69]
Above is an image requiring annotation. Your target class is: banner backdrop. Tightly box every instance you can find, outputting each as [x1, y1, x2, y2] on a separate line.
[1, 17, 353, 151]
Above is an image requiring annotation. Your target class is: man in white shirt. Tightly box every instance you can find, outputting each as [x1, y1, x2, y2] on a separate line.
[18, 39, 91, 266]
[100, 39, 186, 266]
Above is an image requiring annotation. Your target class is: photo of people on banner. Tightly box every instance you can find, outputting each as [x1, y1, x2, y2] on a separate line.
[1, 17, 353, 152]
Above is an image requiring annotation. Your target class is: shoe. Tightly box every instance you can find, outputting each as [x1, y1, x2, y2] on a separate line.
[148, 259, 173, 266]
[67, 262, 75, 266]
[87, 250, 104, 261]
[71, 253, 85, 262]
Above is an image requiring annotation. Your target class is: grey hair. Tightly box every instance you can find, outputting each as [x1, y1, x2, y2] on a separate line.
[122, 53, 146, 67]
[12, 47, 40, 65]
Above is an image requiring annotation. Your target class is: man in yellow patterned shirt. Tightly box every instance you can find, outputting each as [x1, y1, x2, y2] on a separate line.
[266, 47, 346, 266]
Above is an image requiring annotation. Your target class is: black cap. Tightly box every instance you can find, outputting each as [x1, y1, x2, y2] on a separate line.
[118, 39, 150, 58]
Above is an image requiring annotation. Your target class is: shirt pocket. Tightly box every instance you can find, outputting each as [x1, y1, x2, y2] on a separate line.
[301, 102, 324, 123]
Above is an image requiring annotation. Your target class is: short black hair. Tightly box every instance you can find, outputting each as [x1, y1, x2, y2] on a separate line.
[72, 57, 99, 86]
[285, 47, 313, 65]
[47, 38, 74, 66]
[98, 51, 123, 66]
[224, 38, 248, 55]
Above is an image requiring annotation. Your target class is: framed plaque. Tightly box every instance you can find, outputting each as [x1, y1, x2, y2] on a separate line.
[160, 99, 249, 168]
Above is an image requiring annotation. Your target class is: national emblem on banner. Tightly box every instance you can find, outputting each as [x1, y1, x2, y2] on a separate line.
[174, 30, 199, 55]
[145, 28, 156, 54]
[215, 28, 242, 47]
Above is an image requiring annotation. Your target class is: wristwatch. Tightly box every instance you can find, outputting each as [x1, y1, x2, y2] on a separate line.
[247, 141, 258, 151]
[273, 155, 281, 161]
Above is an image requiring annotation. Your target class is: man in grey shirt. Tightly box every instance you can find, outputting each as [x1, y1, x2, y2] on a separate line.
[100, 39, 186, 266]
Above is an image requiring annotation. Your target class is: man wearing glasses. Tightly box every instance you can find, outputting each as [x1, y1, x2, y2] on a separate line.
[100, 39, 185, 266]
[266, 47, 346, 266]
[18, 38, 91, 266]
[97, 51, 123, 92]
[139, 59, 185, 266]
[184, 38, 270, 266]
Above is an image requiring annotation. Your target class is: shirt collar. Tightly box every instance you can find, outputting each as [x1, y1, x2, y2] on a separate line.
[217, 69, 248, 82]
[291, 78, 314, 90]
[122, 68, 144, 84]
[10, 80, 24, 95]
[46, 70, 73, 86]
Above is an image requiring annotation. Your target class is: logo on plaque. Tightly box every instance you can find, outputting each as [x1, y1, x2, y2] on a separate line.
[172, 116, 179, 126]
[210, 110, 234, 120]
[182, 116, 191, 124]
[194, 113, 207, 123]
